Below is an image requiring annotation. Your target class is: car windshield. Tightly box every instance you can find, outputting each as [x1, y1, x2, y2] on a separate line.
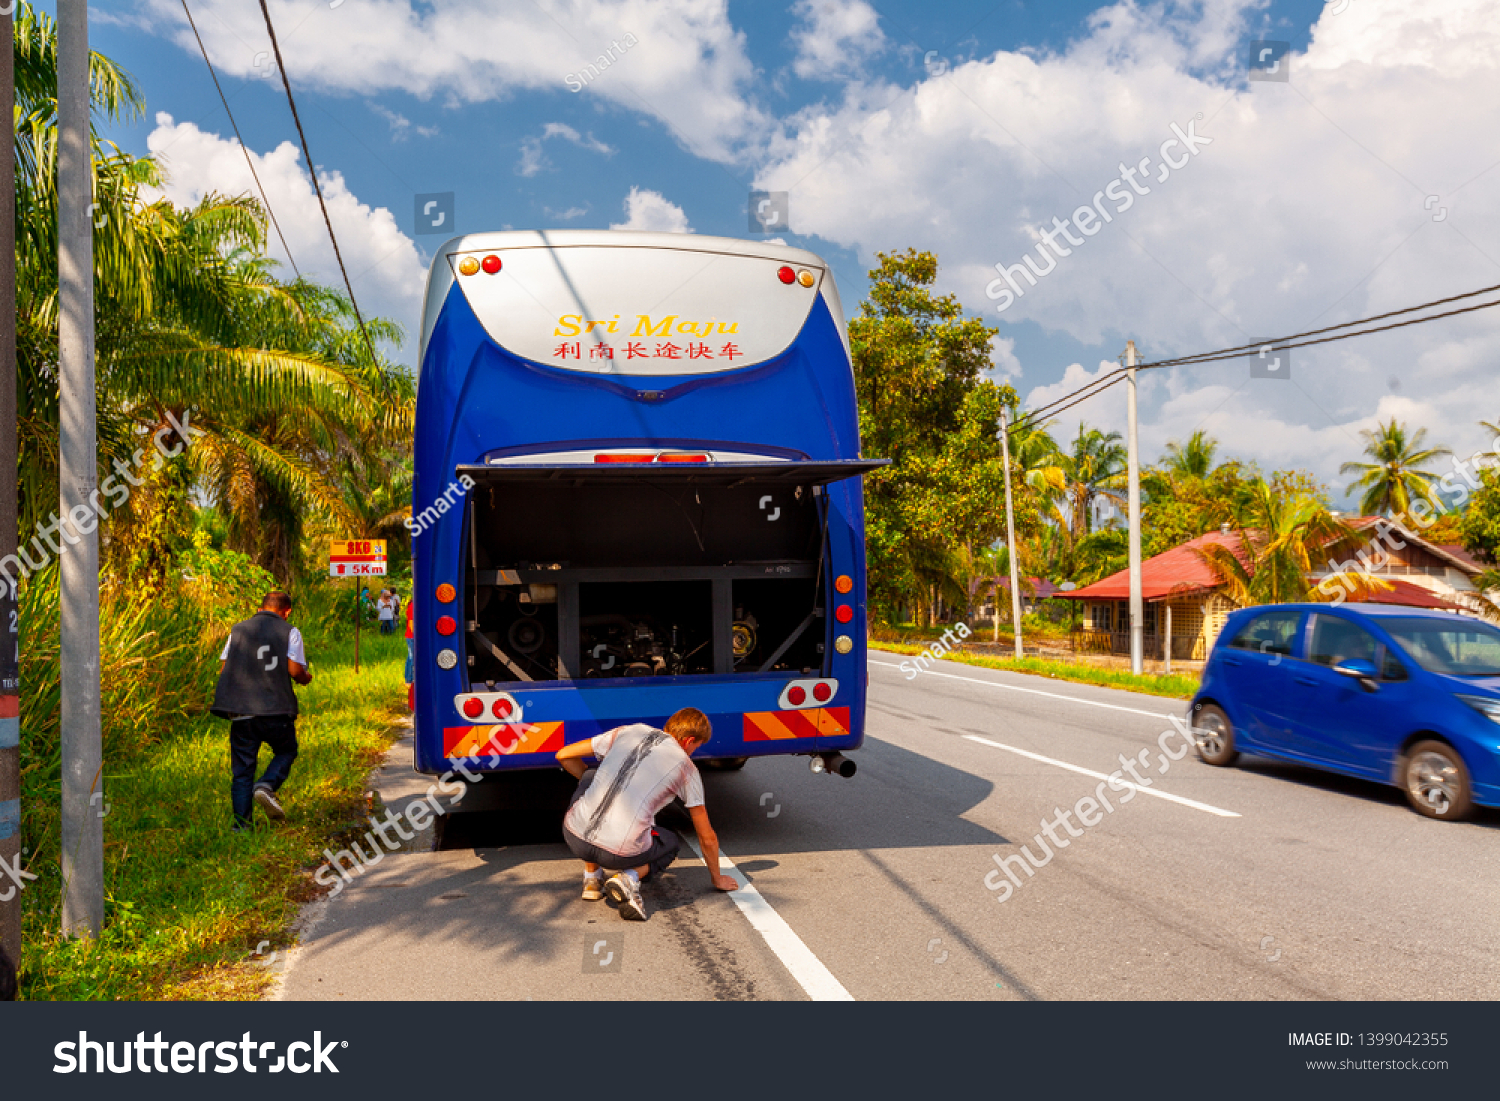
[1383, 617, 1500, 677]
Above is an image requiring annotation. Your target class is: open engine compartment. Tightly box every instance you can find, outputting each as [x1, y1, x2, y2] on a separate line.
[460, 471, 830, 685]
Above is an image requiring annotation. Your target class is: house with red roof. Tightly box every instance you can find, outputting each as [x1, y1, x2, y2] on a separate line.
[1055, 520, 1490, 661]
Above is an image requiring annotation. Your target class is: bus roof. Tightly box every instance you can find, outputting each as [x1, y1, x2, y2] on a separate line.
[418, 230, 850, 371]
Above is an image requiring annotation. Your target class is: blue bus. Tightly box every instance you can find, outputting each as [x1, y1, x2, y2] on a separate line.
[410, 230, 883, 783]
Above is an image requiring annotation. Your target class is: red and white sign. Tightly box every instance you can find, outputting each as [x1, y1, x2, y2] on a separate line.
[330, 539, 387, 577]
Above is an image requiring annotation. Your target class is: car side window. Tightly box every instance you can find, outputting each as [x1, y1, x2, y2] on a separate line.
[1227, 610, 1302, 656]
[1308, 614, 1379, 668]
[1380, 646, 1409, 681]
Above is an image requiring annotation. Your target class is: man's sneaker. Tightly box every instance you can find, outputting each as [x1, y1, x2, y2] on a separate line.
[254, 784, 285, 821]
[605, 871, 647, 921]
[581, 873, 604, 901]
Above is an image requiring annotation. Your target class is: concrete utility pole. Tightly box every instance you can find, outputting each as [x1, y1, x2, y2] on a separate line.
[1125, 340, 1143, 675]
[1, 2, 21, 965]
[58, 0, 104, 938]
[998, 407, 1024, 659]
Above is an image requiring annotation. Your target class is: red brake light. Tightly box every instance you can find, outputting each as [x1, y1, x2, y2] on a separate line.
[787, 685, 806, 706]
[835, 605, 853, 624]
[813, 682, 832, 702]
[594, 453, 658, 463]
[656, 453, 709, 463]
[436, 615, 457, 635]
[776, 265, 795, 285]
[481, 254, 502, 274]
[462, 697, 484, 719]
[492, 698, 513, 720]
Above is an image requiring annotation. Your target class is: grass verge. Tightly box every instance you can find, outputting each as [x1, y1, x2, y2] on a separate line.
[20, 625, 407, 1001]
[872, 641, 1200, 700]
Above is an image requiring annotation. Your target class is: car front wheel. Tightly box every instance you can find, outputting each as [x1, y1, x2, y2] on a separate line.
[1402, 740, 1473, 821]
[1191, 704, 1239, 767]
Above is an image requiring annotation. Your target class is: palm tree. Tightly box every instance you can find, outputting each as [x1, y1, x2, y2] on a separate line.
[1062, 423, 1127, 539]
[1195, 477, 1391, 605]
[1008, 410, 1069, 528]
[1161, 430, 1219, 479]
[1339, 419, 1451, 517]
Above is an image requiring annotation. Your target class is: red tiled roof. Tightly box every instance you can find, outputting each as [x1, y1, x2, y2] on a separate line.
[1344, 577, 1466, 610]
[1055, 530, 1251, 602]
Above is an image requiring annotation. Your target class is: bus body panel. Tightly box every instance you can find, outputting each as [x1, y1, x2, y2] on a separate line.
[412, 232, 872, 775]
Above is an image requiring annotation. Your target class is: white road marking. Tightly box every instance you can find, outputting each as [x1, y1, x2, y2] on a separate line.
[962, 734, 1241, 818]
[869, 656, 1173, 720]
[685, 836, 853, 1002]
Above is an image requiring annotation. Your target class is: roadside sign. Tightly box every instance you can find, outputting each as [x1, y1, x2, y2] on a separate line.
[330, 539, 387, 577]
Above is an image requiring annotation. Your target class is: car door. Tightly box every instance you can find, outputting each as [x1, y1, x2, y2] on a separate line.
[1214, 608, 1304, 750]
[1285, 612, 1407, 775]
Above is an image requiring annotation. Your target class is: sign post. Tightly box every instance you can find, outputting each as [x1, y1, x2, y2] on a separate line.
[330, 540, 387, 674]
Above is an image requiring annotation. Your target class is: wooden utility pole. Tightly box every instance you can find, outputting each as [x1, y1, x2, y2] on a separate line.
[58, 0, 104, 938]
[1, 1, 22, 965]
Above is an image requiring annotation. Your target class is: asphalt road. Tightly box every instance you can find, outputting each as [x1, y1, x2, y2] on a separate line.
[273, 649, 1500, 1001]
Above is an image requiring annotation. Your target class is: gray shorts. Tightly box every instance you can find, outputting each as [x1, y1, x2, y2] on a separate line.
[563, 768, 681, 876]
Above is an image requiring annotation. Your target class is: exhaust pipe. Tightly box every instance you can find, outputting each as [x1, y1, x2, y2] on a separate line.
[811, 752, 856, 778]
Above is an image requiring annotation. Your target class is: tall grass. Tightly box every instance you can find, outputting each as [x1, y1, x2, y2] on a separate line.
[17, 557, 407, 1000]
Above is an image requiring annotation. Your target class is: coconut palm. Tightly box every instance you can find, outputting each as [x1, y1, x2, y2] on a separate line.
[1339, 419, 1451, 517]
[1062, 423, 1127, 539]
[1195, 477, 1391, 605]
[1161, 430, 1219, 479]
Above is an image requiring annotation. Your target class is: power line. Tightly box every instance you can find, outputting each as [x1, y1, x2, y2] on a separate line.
[180, 0, 299, 278]
[256, 0, 379, 365]
[1008, 281, 1500, 437]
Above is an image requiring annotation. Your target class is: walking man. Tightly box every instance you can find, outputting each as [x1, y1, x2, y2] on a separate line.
[211, 591, 313, 830]
[557, 707, 738, 920]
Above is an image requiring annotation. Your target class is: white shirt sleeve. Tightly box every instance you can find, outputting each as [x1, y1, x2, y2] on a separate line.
[288, 627, 307, 666]
[220, 637, 231, 661]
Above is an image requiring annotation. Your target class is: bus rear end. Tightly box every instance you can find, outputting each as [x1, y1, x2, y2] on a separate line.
[411, 230, 882, 779]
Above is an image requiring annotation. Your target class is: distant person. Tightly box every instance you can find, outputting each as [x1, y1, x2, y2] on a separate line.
[211, 591, 313, 830]
[377, 589, 397, 635]
[404, 596, 415, 711]
[555, 707, 737, 921]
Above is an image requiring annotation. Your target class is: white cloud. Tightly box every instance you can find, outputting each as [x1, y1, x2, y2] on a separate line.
[989, 334, 1023, 379]
[754, 0, 1500, 492]
[518, 122, 616, 176]
[609, 187, 693, 232]
[789, 0, 885, 79]
[146, 0, 771, 163]
[368, 103, 438, 141]
[143, 113, 428, 364]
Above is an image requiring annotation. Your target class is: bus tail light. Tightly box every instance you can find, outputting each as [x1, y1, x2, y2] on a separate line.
[779, 679, 837, 710]
[834, 635, 853, 654]
[481, 254, 502, 274]
[594, 453, 657, 463]
[776, 265, 795, 285]
[436, 583, 456, 602]
[835, 575, 853, 593]
[796, 270, 815, 287]
[436, 615, 457, 635]
[656, 453, 709, 463]
[457, 257, 480, 276]
[835, 605, 854, 623]
[461, 697, 484, 719]
[492, 697, 514, 720]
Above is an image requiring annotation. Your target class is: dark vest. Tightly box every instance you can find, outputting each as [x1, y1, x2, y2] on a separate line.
[211, 610, 299, 719]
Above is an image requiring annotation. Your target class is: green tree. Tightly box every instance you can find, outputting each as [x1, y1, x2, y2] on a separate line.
[1195, 476, 1383, 605]
[1339, 418, 1451, 517]
[1459, 467, 1500, 565]
[1161, 429, 1219, 479]
[1062, 423, 1126, 539]
[852, 249, 1021, 622]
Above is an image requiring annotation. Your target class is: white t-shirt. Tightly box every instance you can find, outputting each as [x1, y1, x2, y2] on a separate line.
[563, 724, 705, 858]
[377, 597, 396, 621]
[221, 626, 306, 666]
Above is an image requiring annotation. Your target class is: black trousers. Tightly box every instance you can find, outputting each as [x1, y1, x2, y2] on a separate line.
[230, 714, 298, 825]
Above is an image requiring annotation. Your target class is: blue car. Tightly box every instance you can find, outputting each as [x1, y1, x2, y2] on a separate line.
[1189, 603, 1500, 820]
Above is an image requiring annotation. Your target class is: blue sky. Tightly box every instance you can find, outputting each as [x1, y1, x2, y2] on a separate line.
[64, 0, 1500, 504]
